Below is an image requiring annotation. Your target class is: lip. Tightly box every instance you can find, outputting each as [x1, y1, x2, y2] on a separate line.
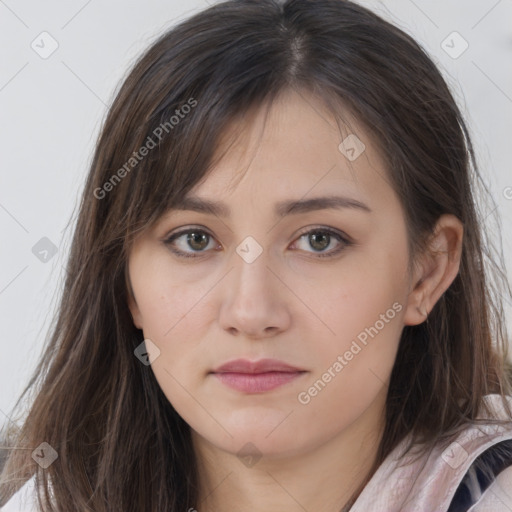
[210, 358, 307, 393]
[212, 358, 305, 374]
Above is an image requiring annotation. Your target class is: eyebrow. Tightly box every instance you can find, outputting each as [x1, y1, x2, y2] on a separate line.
[171, 195, 372, 218]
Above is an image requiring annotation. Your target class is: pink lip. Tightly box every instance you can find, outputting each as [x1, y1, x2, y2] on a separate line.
[211, 358, 307, 393]
[213, 358, 304, 374]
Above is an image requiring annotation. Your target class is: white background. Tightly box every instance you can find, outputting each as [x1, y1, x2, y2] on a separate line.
[1, 0, 511, 429]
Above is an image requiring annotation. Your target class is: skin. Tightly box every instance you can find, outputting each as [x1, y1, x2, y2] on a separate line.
[127, 89, 463, 512]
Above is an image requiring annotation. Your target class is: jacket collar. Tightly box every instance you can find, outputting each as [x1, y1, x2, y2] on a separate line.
[350, 394, 512, 511]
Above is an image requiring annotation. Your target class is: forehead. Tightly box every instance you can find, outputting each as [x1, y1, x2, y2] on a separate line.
[188, 90, 392, 205]
[157, 89, 403, 232]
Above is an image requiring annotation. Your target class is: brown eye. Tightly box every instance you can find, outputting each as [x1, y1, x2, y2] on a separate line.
[308, 231, 331, 252]
[164, 228, 217, 259]
[292, 228, 352, 258]
[187, 231, 210, 251]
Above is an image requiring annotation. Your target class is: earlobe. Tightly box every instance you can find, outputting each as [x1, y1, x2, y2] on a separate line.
[403, 287, 430, 326]
[403, 214, 463, 326]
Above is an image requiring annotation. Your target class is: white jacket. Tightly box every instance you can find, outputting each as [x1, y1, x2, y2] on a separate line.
[3, 394, 512, 511]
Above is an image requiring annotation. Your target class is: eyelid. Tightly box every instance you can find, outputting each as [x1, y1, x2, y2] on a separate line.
[162, 224, 352, 242]
[294, 224, 353, 244]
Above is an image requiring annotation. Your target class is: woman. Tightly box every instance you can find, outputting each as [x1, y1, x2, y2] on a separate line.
[2, 0, 512, 510]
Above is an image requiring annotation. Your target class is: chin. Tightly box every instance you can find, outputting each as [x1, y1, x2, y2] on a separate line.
[193, 421, 316, 462]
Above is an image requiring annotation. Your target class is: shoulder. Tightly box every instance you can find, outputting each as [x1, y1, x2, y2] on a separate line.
[468, 464, 512, 511]
[2, 475, 38, 511]
[350, 394, 512, 512]
[449, 437, 512, 511]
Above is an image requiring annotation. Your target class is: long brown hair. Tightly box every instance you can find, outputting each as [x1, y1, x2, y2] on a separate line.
[2, 0, 511, 510]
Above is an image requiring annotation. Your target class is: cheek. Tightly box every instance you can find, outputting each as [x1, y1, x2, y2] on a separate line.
[130, 249, 214, 341]
[292, 281, 403, 442]
[296, 253, 406, 351]
[294, 237, 408, 396]
[132, 269, 216, 425]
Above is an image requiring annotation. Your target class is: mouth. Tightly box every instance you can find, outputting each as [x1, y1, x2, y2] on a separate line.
[210, 358, 308, 393]
[212, 371, 307, 392]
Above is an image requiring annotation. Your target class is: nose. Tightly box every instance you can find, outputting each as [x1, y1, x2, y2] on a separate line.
[217, 248, 292, 339]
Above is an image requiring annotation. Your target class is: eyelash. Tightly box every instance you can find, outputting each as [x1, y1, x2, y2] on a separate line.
[162, 226, 353, 260]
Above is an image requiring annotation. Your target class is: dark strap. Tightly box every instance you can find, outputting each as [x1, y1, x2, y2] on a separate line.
[447, 439, 512, 511]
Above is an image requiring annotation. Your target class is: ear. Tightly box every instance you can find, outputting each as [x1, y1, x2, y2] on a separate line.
[403, 214, 463, 326]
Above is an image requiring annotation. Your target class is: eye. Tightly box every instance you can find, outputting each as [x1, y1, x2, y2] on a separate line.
[163, 226, 353, 259]
[290, 227, 352, 258]
[163, 227, 219, 259]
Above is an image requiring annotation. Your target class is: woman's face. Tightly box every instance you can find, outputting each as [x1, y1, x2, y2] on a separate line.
[127, 90, 418, 460]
